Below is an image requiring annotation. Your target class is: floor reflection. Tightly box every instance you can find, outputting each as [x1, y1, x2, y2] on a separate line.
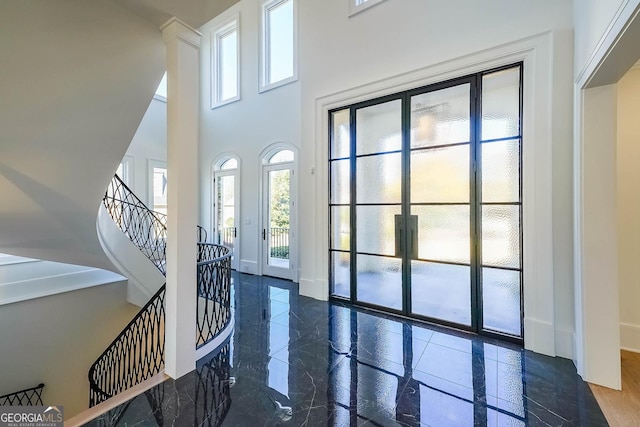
[85, 272, 608, 426]
[329, 305, 527, 426]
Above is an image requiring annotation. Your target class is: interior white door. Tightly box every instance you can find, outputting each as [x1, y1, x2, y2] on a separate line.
[214, 171, 239, 270]
[262, 163, 295, 280]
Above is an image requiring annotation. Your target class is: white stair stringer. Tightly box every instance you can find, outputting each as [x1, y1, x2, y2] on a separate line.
[0, 259, 126, 306]
[97, 205, 165, 307]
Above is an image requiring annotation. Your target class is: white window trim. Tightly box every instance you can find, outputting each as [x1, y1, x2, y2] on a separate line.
[259, 0, 298, 93]
[210, 14, 241, 109]
[348, 0, 388, 17]
[148, 159, 167, 210]
[120, 155, 135, 188]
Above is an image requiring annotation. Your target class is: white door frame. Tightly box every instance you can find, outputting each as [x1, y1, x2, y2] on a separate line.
[259, 144, 298, 282]
[212, 155, 241, 270]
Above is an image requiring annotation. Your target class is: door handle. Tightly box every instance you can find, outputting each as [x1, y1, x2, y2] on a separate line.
[262, 229, 266, 240]
[234, 227, 237, 238]
[395, 215, 418, 259]
[395, 215, 403, 257]
[409, 215, 418, 260]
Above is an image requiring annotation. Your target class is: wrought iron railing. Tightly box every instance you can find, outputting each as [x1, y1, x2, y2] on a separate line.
[197, 244, 232, 348]
[104, 175, 208, 274]
[88, 285, 165, 407]
[270, 227, 289, 259]
[198, 225, 208, 243]
[0, 383, 45, 406]
[90, 174, 232, 407]
[104, 175, 168, 274]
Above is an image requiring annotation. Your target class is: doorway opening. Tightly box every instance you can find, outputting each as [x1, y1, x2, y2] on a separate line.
[213, 156, 240, 270]
[262, 147, 297, 281]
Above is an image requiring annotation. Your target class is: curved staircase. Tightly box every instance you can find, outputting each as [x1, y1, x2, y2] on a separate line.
[89, 175, 232, 407]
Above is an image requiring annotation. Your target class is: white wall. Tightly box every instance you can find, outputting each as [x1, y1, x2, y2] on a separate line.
[198, 1, 301, 275]
[574, 0, 625, 76]
[0, 0, 165, 270]
[124, 97, 168, 207]
[617, 67, 640, 353]
[0, 282, 139, 419]
[196, 0, 576, 356]
[298, 0, 574, 353]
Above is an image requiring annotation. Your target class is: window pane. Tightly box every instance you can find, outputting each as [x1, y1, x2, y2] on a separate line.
[267, 0, 294, 84]
[482, 205, 520, 268]
[152, 167, 167, 215]
[482, 67, 520, 141]
[269, 150, 294, 163]
[482, 267, 521, 335]
[331, 206, 350, 251]
[219, 29, 238, 101]
[331, 159, 350, 205]
[411, 145, 470, 203]
[331, 109, 350, 159]
[481, 139, 519, 203]
[220, 158, 237, 170]
[411, 261, 471, 326]
[356, 254, 402, 310]
[411, 84, 470, 148]
[356, 205, 401, 256]
[331, 251, 350, 298]
[356, 153, 401, 204]
[413, 205, 470, 264]
[356, 100, 402, 155]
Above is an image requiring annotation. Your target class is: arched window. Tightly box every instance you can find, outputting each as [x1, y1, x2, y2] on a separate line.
[267, 150, 294, 164]
[219, 158, 238, 170]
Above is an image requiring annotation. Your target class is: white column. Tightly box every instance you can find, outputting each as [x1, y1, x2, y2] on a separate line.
[161, 18, 201, 379]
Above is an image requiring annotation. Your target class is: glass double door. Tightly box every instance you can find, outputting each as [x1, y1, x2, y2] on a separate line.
[329, 65, 523, 339]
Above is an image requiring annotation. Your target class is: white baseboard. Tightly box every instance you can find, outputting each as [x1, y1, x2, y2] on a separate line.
[524, 317, 556, 356]
[620, 322, 640, 353]
[554, 328, 574, 359]
[299, 277, 327, 301]
[239, 260, 258, 275]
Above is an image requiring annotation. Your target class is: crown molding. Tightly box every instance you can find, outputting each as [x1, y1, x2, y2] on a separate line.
[161, 17, 202, 49]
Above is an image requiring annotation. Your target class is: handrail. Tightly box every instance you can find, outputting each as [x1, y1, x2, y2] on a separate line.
[89, 174, 231, 407]
[196, 244, 233, 348]
[103, 175, 209, 275]
[104, 174, 168, 274]
[88, 285, 165, 407]
[0, 383, 45, 406]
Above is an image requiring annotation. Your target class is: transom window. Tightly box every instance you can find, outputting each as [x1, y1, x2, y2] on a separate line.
[260, 0, 297, 91]
[220, 158, 238, 170]
[268, 150, 294, 164]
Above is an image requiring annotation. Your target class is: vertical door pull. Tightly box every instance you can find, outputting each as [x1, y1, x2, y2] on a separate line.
[395, 215, 404, 257]
[409, 215, 418, 260]
[234, 227, 237, 238]
[262, 229, 266, 240]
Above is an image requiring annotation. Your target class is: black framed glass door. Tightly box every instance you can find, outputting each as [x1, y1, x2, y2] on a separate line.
[329, 64, 523, 340]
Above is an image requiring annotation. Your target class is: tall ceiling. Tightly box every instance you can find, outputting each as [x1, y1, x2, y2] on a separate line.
[112, 0, 240, 29]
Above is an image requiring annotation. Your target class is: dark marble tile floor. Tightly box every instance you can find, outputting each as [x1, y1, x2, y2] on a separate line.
[84, 272, 608, 426]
